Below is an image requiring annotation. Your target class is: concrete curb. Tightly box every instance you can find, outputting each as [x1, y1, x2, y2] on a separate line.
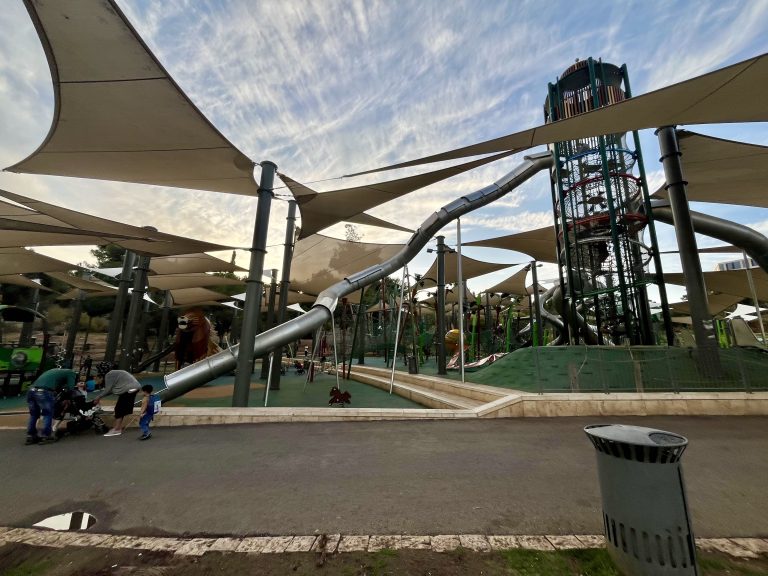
[1, 527, 766, 558]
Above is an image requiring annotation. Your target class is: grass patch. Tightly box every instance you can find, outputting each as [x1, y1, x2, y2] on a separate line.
[1, 559, 53, 576]
[500, 549, 621, 576]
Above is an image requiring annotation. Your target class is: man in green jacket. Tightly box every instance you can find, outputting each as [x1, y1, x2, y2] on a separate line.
[26, 368, 76, 445]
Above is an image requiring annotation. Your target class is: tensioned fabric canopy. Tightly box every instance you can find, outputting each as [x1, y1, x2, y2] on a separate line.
[421, 254, 514, 286]
[0, 275, 55, 292]
[6, 0, 256, 195]
[465, 226, 558, 264]
[290, 234, 404, 296]
[56, 287, 117, 301]
[0, 248, 77, 275]
[347, 52, 768, 176]
[420, 288, 477, 306]
[169, 287, 231, 307]
[652, 131, 768, 208]
[45, 271, 115, 291]
[233, 289, 316, 306]
[483, 266, 531, 296]
[664, 269, 768, 302]
[0, 191, 230, 256]
[669, 292, 744, 316]
[0, 196, 158, 248]
[280, 151, 513, 239]
[660, 245, 742, 255]
[147, 273, 244, 291]
[145, 253, 245, 275]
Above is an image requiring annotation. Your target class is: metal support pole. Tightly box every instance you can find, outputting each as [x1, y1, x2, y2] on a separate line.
[105, 250, 135, 363]
[656, 127, 720, 366]
[233, 161, 276, 407]
[349, 287, 366, 374]
[153, 291, 172, 372]
[389, 266, 408, 394]
[64, 289, 85, 368]
[260, 268, 278, 380]
[456, 220, 465, 383]
[269, 199, 297, 389]
[531, 262, 543, 346]
[436, 236, 447, 375]
[743, 251, 766, 344]
[119, 249, 152, 371]
[19, 282, 40, 346]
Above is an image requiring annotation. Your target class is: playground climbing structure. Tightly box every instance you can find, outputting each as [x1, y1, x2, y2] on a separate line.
[545, 59, 671, 345]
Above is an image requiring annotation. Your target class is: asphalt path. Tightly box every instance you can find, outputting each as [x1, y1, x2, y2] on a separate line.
[1, 416, 766, 537]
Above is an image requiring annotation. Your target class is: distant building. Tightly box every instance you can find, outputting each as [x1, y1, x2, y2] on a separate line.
[716, 257, 757, 271]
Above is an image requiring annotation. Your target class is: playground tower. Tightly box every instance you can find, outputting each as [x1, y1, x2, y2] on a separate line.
[544, 59, 670, 345]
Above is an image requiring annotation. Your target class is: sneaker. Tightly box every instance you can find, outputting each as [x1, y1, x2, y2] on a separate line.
[103, 429, 122, 437]
[38, 436, 56, 445]
[25, 436, 39, 445]
[139, 432, 152, 441]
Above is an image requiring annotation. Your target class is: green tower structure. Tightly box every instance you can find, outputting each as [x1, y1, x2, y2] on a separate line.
[545, 58, 674, 346]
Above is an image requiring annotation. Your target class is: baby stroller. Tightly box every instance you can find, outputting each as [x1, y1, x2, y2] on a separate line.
[293, 360, 305, 375]
[53, 387, 108, 438]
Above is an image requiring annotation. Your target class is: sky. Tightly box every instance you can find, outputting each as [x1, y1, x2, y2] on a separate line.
[1, 0, 768, 303]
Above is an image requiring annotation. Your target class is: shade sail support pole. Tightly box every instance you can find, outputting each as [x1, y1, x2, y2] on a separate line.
[656, 127, 720, 370]
[269, 199, 297, 388]
[105, 250, 135, 363]
[436, 236, 447, 375]
[233, 161, 276, 407]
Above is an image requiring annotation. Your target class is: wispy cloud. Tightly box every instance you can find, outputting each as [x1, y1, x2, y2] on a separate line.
[1, 0, 767, 290]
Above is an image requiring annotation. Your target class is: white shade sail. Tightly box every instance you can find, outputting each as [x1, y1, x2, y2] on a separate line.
[347, 52, 768, 176]
[421, 254, 514, 286]
[465, 226, 558, 264]
[280, 151, 513, 239]
[6, 0, 256, 195]
[652, 131, 768, 208]
[0, 275, 55, 292]
[147, 273, 244, 291]
[290, 234, 404, 296]
[45, 271, 115, 291]
[0, 248, 77, 275]
[664, 269, 768, 302]
[484, 266, 531, 296]
[169, 287, 231, 307]
[0, 191, 231, 256]
[146, 253, 245, 275]
[668, 292, 744, 316]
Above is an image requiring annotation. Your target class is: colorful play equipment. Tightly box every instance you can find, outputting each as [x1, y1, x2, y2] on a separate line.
[544, 59, 672, 346]
[444, 329, 463, 354]
[0, 305, 55, 397]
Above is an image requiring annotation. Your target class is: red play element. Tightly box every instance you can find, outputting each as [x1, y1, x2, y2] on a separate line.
[328, 386, 352, 407]
[173, 307, 219, 370]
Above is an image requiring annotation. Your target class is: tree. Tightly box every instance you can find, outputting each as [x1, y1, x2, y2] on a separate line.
[344, 224, 362, 243]
[90, 244, 126, 268]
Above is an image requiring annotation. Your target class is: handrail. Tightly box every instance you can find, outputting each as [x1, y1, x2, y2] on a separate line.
[161, 152, 554, 402]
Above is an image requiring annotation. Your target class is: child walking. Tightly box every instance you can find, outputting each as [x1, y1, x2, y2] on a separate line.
[138, 384, 159, 441]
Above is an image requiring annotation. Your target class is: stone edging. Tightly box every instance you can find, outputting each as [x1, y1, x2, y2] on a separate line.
[1, 527, 766, 558]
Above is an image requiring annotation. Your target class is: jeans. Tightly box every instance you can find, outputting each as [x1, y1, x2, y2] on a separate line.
[139, 414, 153, 436]
[27, 388, 55, 438]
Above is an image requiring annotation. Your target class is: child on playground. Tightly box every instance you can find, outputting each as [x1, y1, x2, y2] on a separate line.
[138, 384, 159, 441]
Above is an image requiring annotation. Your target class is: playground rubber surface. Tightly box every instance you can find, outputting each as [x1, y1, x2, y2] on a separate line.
[1, 416, 767, 538]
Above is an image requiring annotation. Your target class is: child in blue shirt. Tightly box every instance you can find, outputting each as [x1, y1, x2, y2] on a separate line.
[138, 384, 159, 441]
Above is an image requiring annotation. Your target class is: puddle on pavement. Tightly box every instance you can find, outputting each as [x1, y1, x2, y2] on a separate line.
[33, 511, 96, 531]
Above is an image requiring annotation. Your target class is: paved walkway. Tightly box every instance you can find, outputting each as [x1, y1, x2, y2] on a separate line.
[1, 416, 766, 538]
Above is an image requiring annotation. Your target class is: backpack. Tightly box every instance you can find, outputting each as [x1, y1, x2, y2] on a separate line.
[149, 394, 161, 416]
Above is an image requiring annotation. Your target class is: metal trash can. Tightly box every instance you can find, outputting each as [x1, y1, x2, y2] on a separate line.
[407, 356, 418, 374]
[584, 424, 699, 575]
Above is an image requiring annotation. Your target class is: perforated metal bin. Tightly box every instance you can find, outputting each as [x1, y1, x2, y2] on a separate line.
[584, 424, 699, 575]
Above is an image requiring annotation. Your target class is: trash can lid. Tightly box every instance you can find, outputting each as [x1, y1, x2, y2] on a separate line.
[584, 424, 687, 448]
